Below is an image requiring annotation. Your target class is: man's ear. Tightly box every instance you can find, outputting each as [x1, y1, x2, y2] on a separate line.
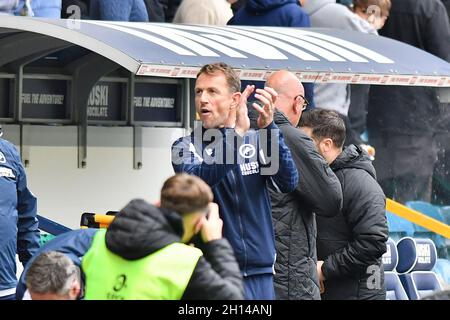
[293, 99, 301, 115]
[230, 92, 241, 109]
[69, 281, 81, 300]
[193, 215, 205, 234]
[323, 138, 334, 152]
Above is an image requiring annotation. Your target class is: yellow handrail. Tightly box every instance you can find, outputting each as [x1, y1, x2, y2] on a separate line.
[386, 199, 450, 239]
[94, 214, 115, 225]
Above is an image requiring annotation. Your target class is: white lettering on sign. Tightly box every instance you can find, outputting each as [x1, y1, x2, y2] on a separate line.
[87, 107, 108, 117]
[134, 97, 175, 109]
[87, 85, 109, 118]
[22, 93, 64, 105]
[22, 93, 31, 103]
[417, 244, 431, 264]
[88, 85, 109, 107]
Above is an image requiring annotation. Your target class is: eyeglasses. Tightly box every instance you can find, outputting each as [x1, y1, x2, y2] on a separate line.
[294, 94, 309, 111]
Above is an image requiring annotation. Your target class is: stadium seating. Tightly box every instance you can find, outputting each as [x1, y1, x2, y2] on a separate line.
[386, 211, 415, 241]
[396, 237, 443, 300]
[404, 201, 447, 257]
[439, 206, 450, 225]
[433, 258, 450, 286]
[382, 238, 409, 300]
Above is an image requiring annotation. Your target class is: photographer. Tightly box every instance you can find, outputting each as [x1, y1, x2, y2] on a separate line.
[82, 174, 244, 300]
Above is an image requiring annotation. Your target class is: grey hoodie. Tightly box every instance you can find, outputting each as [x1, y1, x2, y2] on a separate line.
[303, 0, 376, 33]
[302, 0, 376, 115]
[0, 0, 18, 14]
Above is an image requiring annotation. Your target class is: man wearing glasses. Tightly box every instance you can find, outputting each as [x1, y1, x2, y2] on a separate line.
[249, 70, 343, 300]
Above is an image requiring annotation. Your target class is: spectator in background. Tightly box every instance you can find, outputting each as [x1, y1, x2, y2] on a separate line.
[143, 0, 181, 22]
[0, 128, 40, 300]
[302, 0, 375, 146]
[0, 0, 19, 15]
[367, 0, 450, 203]
[90, 0, 149, 22]
[25, 251, 82, 300]
[144, 0, 165, 22]
[299, 109, 388, 300]
[16, 228, 98, 300]
[353, 0, 391, 30]
[229, 0, 310, 27]
[228, 0, 246, 14]
[228, 0, 316, 109]
[16, 0, 61, 17]
[83, 174, 244, 300]
[173, 0, 233, 26]
[248, 71, 343, 300]
[347, 0, 391, 150]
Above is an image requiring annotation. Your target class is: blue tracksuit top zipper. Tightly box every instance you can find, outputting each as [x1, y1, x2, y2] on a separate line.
[230, 169, 248, 276]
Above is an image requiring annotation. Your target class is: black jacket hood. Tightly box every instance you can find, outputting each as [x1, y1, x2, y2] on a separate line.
[331, 144, 377, 179]
[105, 199, 183, 260]
[245, 0, 299, 13]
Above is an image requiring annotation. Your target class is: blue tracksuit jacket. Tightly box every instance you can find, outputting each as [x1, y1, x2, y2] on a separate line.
[0, 138, 40, 291]
[172, 122, 298, 276]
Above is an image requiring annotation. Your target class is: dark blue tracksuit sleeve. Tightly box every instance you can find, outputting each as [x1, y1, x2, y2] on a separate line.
[16, 229, 97, 300]
[13, 150, 40, 266]
[171, 129, 239, 187]
[260, 122, 299, 193]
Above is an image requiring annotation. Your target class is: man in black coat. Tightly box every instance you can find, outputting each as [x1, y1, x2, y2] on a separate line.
[299, 109, 388, 300]
[249, 71, 343, 300]
[367, 0, 450, 203]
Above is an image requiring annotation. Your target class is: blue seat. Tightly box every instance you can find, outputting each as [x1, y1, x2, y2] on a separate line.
[386, 211, 415, 241]
[405, 201, 446, 225]
[438, 206, 450, 257]
[433, 258, 450, 285]
[382, 238, 408, 300]
[439, 206, 450, 225]
[397, 238, 443, 300]
[405, 201, 447, 257]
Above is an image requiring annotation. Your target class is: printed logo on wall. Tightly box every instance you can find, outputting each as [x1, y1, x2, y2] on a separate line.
[0, 151, 6, 164]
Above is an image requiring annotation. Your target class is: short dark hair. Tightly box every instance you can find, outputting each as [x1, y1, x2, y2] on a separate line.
[160, 174, 213, 215]
[298, 109, 346, 148]
[197, 62, 241, 93]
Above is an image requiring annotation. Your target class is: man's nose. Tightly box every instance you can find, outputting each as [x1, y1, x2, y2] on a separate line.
[199, 91, 209, 102]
